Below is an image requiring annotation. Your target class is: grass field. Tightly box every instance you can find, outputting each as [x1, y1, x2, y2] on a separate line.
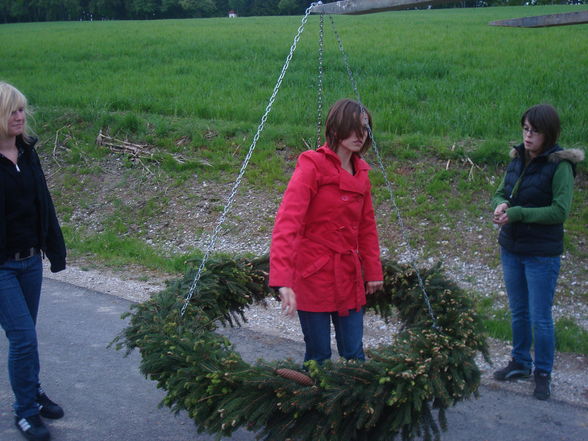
[1, 6, 587, 351]
[1, 6, 587, 149]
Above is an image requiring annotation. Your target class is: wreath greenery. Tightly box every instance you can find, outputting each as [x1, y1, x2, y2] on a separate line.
[113, 254, 489, 441]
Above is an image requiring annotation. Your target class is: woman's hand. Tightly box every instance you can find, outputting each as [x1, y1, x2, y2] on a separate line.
[493, 202, 510, 226]
[278, 287, 297, 317]
[365, 281, 383, 295]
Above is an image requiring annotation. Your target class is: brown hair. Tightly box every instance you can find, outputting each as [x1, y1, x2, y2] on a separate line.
[521, 104, 560, 151]
[325, 99, 372, 155]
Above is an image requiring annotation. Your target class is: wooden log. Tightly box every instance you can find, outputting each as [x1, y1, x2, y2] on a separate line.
[489, 10, 588, 28]
[310, 0, 451, 15]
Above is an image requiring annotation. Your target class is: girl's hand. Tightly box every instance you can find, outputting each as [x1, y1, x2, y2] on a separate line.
[278, 287, 297, 317]
[493, 203, 510, 226]
[366, 281, 383, 295]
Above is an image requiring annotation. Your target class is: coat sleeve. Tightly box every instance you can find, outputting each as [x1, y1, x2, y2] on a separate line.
[269, 153, 318, 288]
[32, 149, 67, 272]
[0, 180, 6, 262]
[491, 175, 509, 209]
[44, 188, 67, 273]
[357, 178, 383, 282]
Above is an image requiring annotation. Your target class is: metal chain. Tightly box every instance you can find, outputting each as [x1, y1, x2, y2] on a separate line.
[328, 16, 439, 329]
[327, 15, 360, 99]
[315, 11, 325, 148]
[180, 2, 321, 317]
[369, 129, 439, 330]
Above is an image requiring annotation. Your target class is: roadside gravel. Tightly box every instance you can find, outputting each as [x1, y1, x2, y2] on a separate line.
[43, 257, 588, 409]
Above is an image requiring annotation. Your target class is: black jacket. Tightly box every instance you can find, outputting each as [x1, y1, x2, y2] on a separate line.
[0, 136, 66, 272]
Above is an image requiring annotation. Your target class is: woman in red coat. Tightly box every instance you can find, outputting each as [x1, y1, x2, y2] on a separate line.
[269, 99, 383, 363]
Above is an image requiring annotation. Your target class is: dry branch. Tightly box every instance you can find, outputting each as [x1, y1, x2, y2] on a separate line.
[96, 130, 155, 160]
[96, 130, 212, 171]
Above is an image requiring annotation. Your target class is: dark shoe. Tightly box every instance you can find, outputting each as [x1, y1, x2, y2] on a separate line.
[37, 390, 64, 419]
[493, 358, 532, 381]
[14, 415, 51, 441]
[533, 370, 551, 400]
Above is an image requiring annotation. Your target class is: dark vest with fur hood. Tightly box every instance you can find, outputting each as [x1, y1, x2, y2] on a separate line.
[499, 143, 579, 256]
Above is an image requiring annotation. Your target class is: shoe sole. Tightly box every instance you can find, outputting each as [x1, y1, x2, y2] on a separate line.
[39, 409, 64, 419]
[15, 421, 51, 441]
[493, 370, 531, 381]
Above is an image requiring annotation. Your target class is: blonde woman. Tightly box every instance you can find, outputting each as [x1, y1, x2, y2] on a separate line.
[0, 82, 66, 441]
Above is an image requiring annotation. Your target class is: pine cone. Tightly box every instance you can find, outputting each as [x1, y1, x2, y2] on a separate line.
[275, 368, 314, 386]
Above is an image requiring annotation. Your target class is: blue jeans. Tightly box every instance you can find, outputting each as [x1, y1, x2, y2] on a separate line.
[501, 247, 560, 373]
[298, 308, 365, 363]
[0, 255, 43, 417]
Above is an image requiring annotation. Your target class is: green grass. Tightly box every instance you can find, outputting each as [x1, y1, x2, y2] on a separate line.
[477, 296, 588, 355]
[1, 6, 587, 154]
[483, 315, 588, 355]
[62, 226, 198, 274]
[3, 7, 584, 224]
[4, 13, 586, 246]
[555, 318, 588, 354]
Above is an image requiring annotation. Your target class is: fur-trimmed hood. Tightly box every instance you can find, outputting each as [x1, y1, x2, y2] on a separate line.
[548, 148, 585, 164]
[510, 143, 585, 165]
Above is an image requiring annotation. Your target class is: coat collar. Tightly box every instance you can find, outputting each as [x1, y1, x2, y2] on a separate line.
[317, 144, 370, 194]
[317, 143, 371, 173]
[15, 135, 37, 153]
[0, 136, 35, 164]
[511, 143, 562, 162]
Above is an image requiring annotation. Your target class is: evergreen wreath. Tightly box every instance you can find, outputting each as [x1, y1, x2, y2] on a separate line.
[113, 254, 489, 441]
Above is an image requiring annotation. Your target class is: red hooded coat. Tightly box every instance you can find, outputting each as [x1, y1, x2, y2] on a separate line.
[269, 144, 383, 316]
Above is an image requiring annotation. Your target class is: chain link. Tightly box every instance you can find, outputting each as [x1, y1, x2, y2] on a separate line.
[328, 15, 360, 99]
[327, 16, 439, 329]
[315, 12, 325, 148]
[369, 129, 439, 330]
[180, 2, 321, 316]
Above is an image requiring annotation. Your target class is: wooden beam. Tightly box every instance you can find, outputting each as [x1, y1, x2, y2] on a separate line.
[489, 10, 588, 28]
[310, 0, 450, 15]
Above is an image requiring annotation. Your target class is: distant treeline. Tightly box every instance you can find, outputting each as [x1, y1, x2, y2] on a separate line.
[2, 0, 305, 22]
[0, 0, 576, 23]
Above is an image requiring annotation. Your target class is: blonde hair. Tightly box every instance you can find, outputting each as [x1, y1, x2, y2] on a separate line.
[0, 82, 32, 139]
